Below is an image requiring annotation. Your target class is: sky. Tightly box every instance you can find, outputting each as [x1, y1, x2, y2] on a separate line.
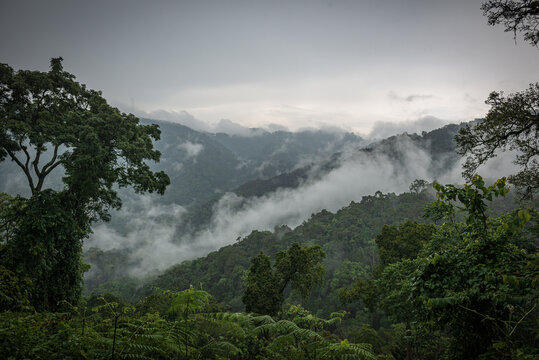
[1, 0, 537, 135]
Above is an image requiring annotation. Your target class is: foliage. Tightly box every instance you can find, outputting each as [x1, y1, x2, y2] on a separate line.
[168, 286, 212, 320]
[375, 220, 436, 267]
[456, 83, 539, 198]
[0, 190, 89, 311]
[409, 179, 429, 194]
[152, 189, 515, 317]
[242, 252, 282, 316]
[243, 243, 325, 316]
[0, 266, 31, 312]
[0, 290, 376, 360]
[481, 0, 539, 46]
[0, 58, 169, 310]
[274, 243, 326, 300]
[392, 176, 538, 359]
[0, 58, 169, 219]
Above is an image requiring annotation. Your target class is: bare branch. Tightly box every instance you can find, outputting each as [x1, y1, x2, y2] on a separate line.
[4, 147, 35, 193]
[41, 143, 60, 175]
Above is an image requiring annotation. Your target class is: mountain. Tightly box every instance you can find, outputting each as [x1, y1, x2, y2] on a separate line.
[174, 122, 465, 238]
[211, 130, 363, 178]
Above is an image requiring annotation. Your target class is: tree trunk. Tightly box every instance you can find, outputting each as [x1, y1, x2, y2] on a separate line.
[406, 321, 412, 360]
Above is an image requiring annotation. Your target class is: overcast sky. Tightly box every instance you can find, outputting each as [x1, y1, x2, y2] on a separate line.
[1, 0, 537, 134]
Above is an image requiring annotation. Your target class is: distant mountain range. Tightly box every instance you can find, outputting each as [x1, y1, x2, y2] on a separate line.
[141, 118, 366, 207]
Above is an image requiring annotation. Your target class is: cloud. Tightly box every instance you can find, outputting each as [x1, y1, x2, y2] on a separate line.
[367, 116, 451, 140]
[86, 195, 186, 277]
[135, 109, 272, 137]
[266, 123, 290, 132]
[137, 110, 212, 133]
[177, 141, 203, 158]
[214, 119, 268, 137]
[83, 136, 452, 276]
[389, 92, 435, 102]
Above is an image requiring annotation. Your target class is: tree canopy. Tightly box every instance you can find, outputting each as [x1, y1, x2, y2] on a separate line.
[0, 58, 170, 310]
[242, 243, 325, 316]
[0, 58, 170, 221]
[456, 83, 538, 198]
[481, 0, 539, 46]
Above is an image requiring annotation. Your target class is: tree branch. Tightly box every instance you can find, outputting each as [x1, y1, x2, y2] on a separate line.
[4, 147, 35, 193]
[41, 143, 61, 177]
[32, 145, 42, 179]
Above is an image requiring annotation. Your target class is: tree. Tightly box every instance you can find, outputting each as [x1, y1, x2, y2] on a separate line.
[0, 59, 169, 310]
[242, 243, 325, 316]
[481, 0, 539, 46]
[405, 176, 537, 359]
[375, 220, 435, 267]
[0, 58, 169, 220]
[339, 277, 382, 330]
[242, 252, 282, 316]
[274, 243, 326, 300]
[409, 179, 429, 194]
[455, 83, 538, 199]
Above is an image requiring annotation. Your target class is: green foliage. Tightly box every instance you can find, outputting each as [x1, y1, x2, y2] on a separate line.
[0, 289, 377, 360]
[432, 175, 509, 231]
[375, 220, 436, 267]
[275, 243, 326, 300]
[0, 58, 169, 219]
[167, 286, 212, 320]
[243, 243, 325, 316]
[242, 252, 282, 316]
[0, 193, 23, 245]
[0, 266, 31, 312]
[0, 190, 89, 311]
[0, 58, 170, 311]
[154, 190, 436, 315]
[456, 83, 538, 199]
[385, 177, 538, 359]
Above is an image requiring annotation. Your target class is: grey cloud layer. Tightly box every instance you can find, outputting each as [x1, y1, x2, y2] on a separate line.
[1, 0, 537, 131]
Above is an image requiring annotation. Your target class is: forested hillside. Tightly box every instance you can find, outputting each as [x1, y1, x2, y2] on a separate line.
[151, 190, 431, 310]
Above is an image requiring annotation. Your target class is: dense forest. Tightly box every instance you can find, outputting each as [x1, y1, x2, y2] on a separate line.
[1, 1, 538, 359]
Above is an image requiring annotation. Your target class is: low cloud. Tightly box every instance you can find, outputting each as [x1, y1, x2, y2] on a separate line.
[136, 109, 272, 137]
[367, 116, 452, 140]
[177, 141, 204, 158]
[214, 119, 267, 137]
[137, 110, 212, 133]
[389, 92, 435, 102]
[85, 133, 520, 279]
[86, 195, 186, 277]
[85, 136, 453, 277]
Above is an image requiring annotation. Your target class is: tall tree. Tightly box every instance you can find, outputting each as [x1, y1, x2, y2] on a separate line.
[242, 252, 282, 316]
[0, 58, 169, 220]
[0, 59, 169, 310]
[274, 243, 326, 300]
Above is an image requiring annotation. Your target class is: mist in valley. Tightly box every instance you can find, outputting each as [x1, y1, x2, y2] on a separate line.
[84, 126, 521, 279]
